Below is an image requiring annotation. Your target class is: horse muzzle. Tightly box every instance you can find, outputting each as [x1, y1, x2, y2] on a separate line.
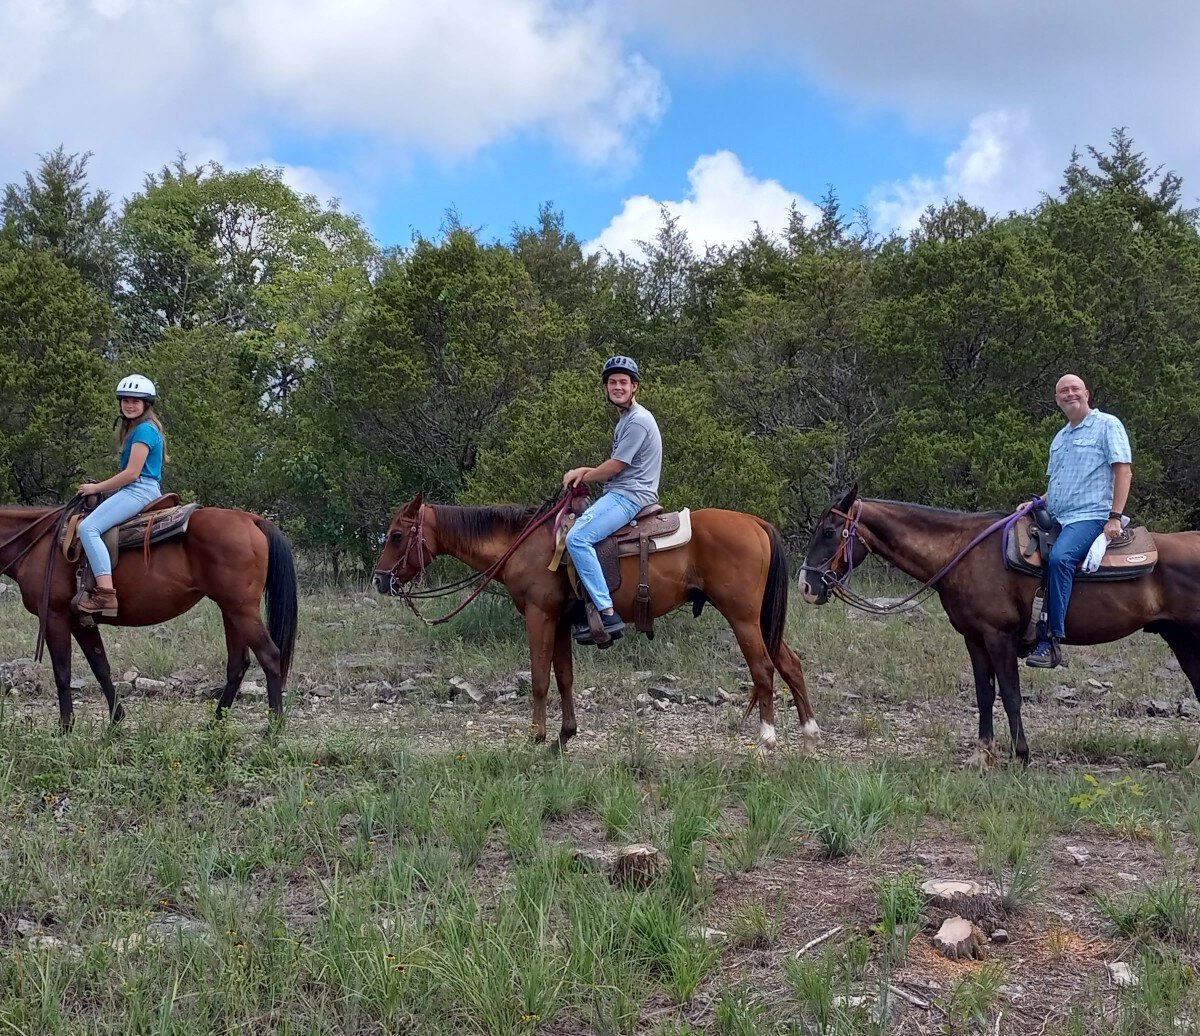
[799, 567, 830, 605]
[373, 571, 399, 596]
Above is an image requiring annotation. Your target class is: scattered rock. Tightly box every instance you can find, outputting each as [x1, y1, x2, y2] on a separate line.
[24, 935, 77, 955]
[991, 928, 1009, 944]
[149, 627, 173, 641]
[134, 676, 168, 695]
[632, 671, 655, 682]
[693, 926, 728, 944]
[651, 699, 670, 712]
[634, 693, 652, 712]
[309, 684, 334, 699]
[933, 917, 987, 960]
[1087, 678, 1104, 689]
[1147, 700, 1174, 717]
[570, 847, 617, 873]
[1053, 689, 1080, 706]
[239, 682, 266, 701]
[15, 918, 38, 937]
[1180, 699, 1200, 720]
[1066, 846, 1091, 866]
[447, 677, 484, 704]
[612, 844, 664, 888]
[648, 685, 684, 705]
[1117, 872, 1140, 883]
[1147, 762, 1168, 772]
[359, 596, 378, 608]
[514, 671, 532, 696]
[1108, 962, 1137, 987]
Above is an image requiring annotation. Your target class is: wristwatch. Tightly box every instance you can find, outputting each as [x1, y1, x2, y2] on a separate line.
[1108, 510, 1123, 520]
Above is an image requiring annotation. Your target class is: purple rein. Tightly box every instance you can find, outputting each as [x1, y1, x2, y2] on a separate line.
[826, 496, 1043, 613]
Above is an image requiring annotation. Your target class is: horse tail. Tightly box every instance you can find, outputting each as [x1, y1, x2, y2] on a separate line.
[256, 518, 298, 686]
[758, 519, 788, 658]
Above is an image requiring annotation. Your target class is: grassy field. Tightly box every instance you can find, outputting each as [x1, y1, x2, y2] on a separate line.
[1, 572, 1200, 1034]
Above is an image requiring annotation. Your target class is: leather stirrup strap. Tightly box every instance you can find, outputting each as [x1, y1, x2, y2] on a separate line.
[635, 535, 653, 635]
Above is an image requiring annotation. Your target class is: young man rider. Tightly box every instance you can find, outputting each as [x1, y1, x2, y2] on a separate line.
[562, 355, 663, 643]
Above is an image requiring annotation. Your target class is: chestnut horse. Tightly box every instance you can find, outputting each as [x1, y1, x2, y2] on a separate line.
[373, 493, 817, 752]
[0, 504, 298, 730]
[801, 487, 1200, 765]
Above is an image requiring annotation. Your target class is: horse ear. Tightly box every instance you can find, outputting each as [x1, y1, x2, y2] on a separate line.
[401, 492, 424, 516]
[834, 484, 858, 512]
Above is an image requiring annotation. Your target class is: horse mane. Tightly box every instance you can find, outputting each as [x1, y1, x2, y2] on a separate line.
[871, 499, 1009, 522]
[433, 500, 559, 542]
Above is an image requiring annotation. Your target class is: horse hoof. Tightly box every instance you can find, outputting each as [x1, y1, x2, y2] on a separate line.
[758, 721, 778, 750]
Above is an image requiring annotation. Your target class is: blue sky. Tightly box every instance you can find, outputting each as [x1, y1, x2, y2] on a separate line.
[2, 0, 1198, 256]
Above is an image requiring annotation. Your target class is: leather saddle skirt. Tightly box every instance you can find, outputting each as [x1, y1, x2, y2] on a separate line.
[550, 505, 693, 594]
[1005, 514, 1157, 581]
[62, 494, 200, 568]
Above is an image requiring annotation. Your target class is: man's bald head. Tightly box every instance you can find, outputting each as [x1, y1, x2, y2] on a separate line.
[1055, 373, 1092, 424]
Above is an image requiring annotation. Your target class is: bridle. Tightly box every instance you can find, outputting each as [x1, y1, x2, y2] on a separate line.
[378, 487, 587, 626]
[802, 497, 1041, 615]
[0, 500, 81, 660]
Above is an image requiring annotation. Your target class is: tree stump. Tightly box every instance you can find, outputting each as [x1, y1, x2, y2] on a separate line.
[933, 916, 987, 960]
[612, 844, 664, 888]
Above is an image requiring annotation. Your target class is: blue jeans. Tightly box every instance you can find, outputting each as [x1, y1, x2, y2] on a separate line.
[78, 477, 162, 577]
[565, 492, 642, 612]
[1045, 518, 1106, 639]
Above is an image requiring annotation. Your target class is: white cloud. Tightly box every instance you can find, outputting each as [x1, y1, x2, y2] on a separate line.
[0, 0, 665, 205]
[615, 1, 1200, 214]
[588, 150, 820, 257]
[869, 110, 1056, 233]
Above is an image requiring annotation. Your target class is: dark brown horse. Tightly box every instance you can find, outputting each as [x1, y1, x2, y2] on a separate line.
[0, 505, 298, 730]
[800, 487, 1200, 765]
[373, 494, 817, 752]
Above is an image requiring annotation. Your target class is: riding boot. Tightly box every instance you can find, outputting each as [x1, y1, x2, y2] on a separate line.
[1025, 636, 1063, 669]
[76, 586, 118, 617]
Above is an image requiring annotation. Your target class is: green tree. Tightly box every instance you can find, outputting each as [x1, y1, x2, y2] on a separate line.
[1, 147, 118, 301]
[0, 250, 110, 502]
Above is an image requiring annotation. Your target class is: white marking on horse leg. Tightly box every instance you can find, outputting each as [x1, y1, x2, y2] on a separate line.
[759, 721, 777, 748]
[801, 718, 822, 752]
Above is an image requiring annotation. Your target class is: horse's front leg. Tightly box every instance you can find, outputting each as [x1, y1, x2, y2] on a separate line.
[524, 607, 557, 745]
[985, 631, 1029, 765]
[72, 623, 125, 724]
[45, 617, 75, 734]
[552, 619, 576, 754]
[963, 635, 999, 767]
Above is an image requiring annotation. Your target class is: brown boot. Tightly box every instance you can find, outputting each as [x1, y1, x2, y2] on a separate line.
[76, 587, 118, 617]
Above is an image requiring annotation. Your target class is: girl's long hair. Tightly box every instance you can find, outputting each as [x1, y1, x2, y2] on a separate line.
[114, 403, 168, 462]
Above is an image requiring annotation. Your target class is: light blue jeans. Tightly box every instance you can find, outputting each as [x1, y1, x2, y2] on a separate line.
[78, 477, 162, 577]
[565, 492, 642, 612]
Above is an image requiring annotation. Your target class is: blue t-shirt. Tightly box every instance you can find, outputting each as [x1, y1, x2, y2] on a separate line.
[121, 422, 164, 482]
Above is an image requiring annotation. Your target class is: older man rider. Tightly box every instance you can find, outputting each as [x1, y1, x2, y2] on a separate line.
[1027, 373, 1132, 668]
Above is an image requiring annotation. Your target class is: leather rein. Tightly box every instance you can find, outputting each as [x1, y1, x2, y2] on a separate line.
[380, 487, 587, 626]
[803, 497, 1040, 614]
[0, 500, 82, 661]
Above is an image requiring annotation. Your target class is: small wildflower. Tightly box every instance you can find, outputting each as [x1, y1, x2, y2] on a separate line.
[368, 839, 376, 846]
[311, 759, 321, 767]
[521, 1013, 540, 1024]
[169, 760, 181, 770]
[227, 928, 238, 936]
[386, 953, 396, 961]
[305, 799, 314, 807]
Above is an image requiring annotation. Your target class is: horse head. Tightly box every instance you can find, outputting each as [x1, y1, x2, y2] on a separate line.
[373, 493, 436, 595]
[800, 485, 868, 604]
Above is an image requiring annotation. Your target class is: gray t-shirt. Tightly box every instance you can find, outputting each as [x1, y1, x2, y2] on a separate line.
[605, 403, 662, 509]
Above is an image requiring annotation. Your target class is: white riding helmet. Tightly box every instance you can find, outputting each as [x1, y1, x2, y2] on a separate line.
[116, 374, 156, 402]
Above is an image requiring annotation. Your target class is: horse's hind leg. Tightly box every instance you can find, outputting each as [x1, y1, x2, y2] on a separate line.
[72, 623, 125, 724]
[772, 640, 819, 752]
[1152, 623, 1200, 767]
[725, 616, 779, 748]
[213, 613, 256, 718]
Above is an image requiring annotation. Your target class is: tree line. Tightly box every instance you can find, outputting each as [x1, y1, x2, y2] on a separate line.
[3, 130, 1199, 573]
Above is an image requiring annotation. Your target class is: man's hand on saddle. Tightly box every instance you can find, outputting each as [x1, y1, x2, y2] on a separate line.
[562, 467, 592, 489]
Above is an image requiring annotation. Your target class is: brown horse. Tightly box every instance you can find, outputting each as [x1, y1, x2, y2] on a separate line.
[373, 493, 817, 752]
[0, 504, 298, 730]
[800, 487, 1200, 765]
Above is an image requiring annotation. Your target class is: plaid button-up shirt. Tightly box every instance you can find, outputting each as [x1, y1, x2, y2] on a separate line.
[1046, 409, 1132, 526]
